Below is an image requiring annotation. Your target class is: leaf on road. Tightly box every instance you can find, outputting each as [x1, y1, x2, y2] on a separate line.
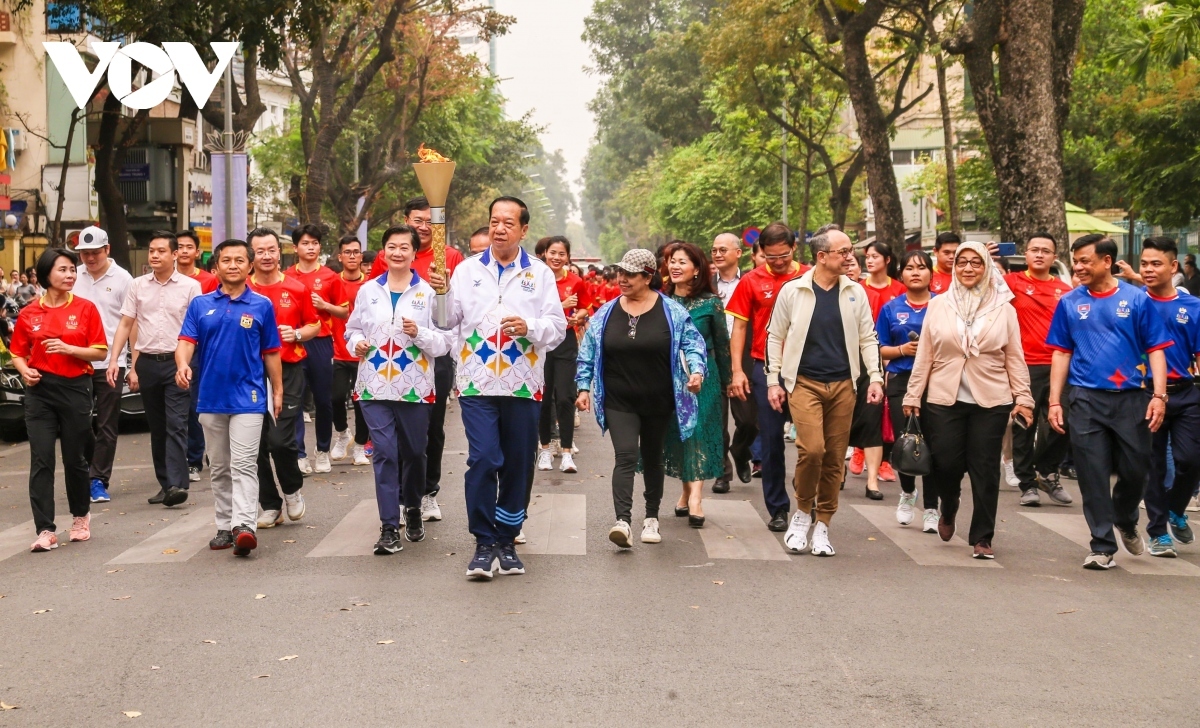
[254, 675, 270, 679]
[306, 526, 317, 529]
[278, 655, 298, 661]
[689, 606, 699, 609]
[151, 666, 159, 670]
[460, 659, 469, 663]
[254, 594, 267, 600]
[340, 608, 352, 611]
[377, 640, 394, 645]
[1057, 609, 1078, 615]
[122, 711, 142, 718]
[107, 569, 124, 573]
[712, 581, 724, 586]
[112, 596, 132, 601]
[352, 602, 370, 607]
[725, 535, 734, 539]
[202, 640, 217, 644]
[867, 537, 876, 541]
[1, 702, 18, 710]
[505, 611, 522, 615]
[33, 609, 51, 614]
[283, 540, 296, 544]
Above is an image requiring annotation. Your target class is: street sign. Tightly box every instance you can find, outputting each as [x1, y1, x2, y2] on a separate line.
[742, 227, 760, 247]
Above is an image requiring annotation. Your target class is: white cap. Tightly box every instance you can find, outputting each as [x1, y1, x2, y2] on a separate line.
[74, 226, 109, 250]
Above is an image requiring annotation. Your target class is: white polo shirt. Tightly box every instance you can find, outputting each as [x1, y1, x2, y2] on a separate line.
[715, 269, 742, 335]
[74, 259, 134, 370]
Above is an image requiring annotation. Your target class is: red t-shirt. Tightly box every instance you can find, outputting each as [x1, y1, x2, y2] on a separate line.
[184, 268, 219, 294]
[725, 263, 808, 361]
[10, 293, 108, 378]
[1005, 270, 1073, 366]
[930, 269, 953, 295]
[369, 245, 465, 283]
[248, 275, 321, 364]
[290, 265, 347, 338]
[554, 271, 593, 333]
[600, 283, 621, 304]
[332, 272, 368, 361]
[862, 278, 908, 321]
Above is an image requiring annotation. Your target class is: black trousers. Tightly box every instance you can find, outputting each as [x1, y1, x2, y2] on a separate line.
[136, 355, 191, 491]
[26, 373, 93, 534]
[87, 367, 123, 484]
[886, 371, 935, 508]
[607, 408, 672, 523]
[539, 332, 578, 449]
[258, 362, 307, 511]
[923, 401, 1011, 545]
[332, 360, 368, 446]
[720, 393, 758, 483]
[1066, 388, 1150, 554]
[425, 354, 454, 495]
[1012, 364, 1071, 491]
[1146, 385, 1200, 538]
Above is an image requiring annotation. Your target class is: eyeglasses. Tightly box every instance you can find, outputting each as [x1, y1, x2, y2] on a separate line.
[823, 247, 855, 258]
[955, 258, 985, 269]
[762, 252, 793, 262]
[341, 250, 362, 256]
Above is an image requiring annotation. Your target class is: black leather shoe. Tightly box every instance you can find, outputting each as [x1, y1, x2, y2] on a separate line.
[147, 489, 166, 505]
[162, 487, 188, 507]
[865, 486, 884, 501]
[209, 530, 233, 550]
[688, 514, 705, 528]
[767, 511, 788, 532]
[736, 460, 752, 483]
[712, 479, 731, 494]
[674, 506, 689, 517]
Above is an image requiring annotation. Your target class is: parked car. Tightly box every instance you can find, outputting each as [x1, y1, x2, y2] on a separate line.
[0, 358, 145, 442]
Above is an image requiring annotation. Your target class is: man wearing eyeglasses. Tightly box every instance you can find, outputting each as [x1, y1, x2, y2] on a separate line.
[765, 224, 884, 557]
[331, 235, 371, 465]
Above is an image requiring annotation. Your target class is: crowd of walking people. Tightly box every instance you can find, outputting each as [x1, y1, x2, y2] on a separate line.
[9, 198, 1200, 576]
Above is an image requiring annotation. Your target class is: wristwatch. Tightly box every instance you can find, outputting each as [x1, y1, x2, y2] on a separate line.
[1152, 392, 1169, 403]
[295, 329, 304, 343]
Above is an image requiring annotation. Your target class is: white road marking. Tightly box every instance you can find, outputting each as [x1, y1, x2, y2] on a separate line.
[1020, 513, 1200, 576]
[0, 521, 62, 561]
[697, 499, 791, 561]
[518, 493, 586, 555]
[853, 505, 1002, 568]
[306, 499, 379, 558]
[107, 508, 215, 564]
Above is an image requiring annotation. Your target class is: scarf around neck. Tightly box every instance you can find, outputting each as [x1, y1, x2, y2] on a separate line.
[946, 240, 1013, 358]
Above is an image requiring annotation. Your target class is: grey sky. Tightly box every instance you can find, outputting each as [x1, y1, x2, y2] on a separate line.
[494, 0, 599, 221]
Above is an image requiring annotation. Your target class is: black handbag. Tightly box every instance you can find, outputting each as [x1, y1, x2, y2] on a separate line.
[891, 413, 932, 476]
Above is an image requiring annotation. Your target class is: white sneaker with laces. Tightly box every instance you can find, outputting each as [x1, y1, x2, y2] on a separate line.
[537, 448, 554, 471]
[514, 530, 526, 545]
[188, 466, 201, 483]
[551, 439, 562, 457]
[284, 491, 306, 521]
[303, 412, 312, 423]
[845, 447, 854, 460]
[896, 491, 918, 525]
[1002, 457, 1020, 488]
[572, 444, 579, 454]
[574, 412, 581, 427]
[784, 511, 812, 553]
[641, 518, 662, 543]
[421, 495, 442, 521]
[297, 456, 312, 475]
[331, 430, 351, 460]
[608, 520, 633, 548]
[560, 453, 578, 473]
[922, 509, 939, 533]
[810, 521, 835, 556]
[352, 445, 369, 466]
[314, 451, 332, 473]
[258, 509, 283, 528]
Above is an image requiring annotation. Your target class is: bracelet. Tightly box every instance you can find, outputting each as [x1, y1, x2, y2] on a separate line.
[1048, 403, 1061, 408]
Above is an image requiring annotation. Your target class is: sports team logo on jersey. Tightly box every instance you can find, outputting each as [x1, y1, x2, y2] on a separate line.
[66, 315, 79, 330]
[1178, 307, 1190, 324]
[763, 289, 774, 299]
[240, 314, 254, 329]
[280, 291, 292, 307]
[897, 312, 910, 324]
[1054, 287, 1063, 300]
[30, 314, 43, 331]
[1116, 300, 1131, 318]
[1077, 304, 1091, 320]
[1026, 286, 1034, 295]
[311, 279, 323, 291]
[520, 271, 537, 293]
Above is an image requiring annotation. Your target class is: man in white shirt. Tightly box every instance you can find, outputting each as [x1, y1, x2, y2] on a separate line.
[72, 226, 134, 503]
[711, 232, 755, 492]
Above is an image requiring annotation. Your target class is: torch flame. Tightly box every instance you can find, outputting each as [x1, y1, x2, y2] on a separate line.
[417, 143, 451, 163]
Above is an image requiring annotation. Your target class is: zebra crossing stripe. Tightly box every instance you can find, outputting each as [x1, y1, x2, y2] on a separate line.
[1020, 512, 1200, 576]
[306, 499, 379, 558]
[697, 499, 791, 561]
[518, 493, 586, 555]
[852, 505, 1002, 568]
[107, 508, 215, 564]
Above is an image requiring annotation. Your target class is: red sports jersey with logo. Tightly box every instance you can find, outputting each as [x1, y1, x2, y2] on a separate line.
[724, 262, 808, 361]
[9, 294, 108, 378]
[863, 277, 908, 321]
[930, 269, 953, 295]
[332, 272, 368, 361]
[185, 268, 219, 294]
[290, 265, 347, 338]
[555, 271, 593, 332]
[247, 275, 320, 363]
[1005, 271, 1073, 366]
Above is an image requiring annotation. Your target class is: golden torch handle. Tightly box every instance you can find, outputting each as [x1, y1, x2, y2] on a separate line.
[431, 218, 448, 295]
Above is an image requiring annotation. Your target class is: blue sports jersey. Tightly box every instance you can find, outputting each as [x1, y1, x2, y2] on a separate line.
[1146, 290, 1200, 380]
[876, 295, 930, 374]
[179, 286, 282, 414]
[1046, 281, 1173, 390]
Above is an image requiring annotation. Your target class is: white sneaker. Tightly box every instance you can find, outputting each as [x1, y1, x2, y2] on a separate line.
[352, 445, 369, 466]
[922, 509, 939, 533]
[572, 444, 579, 454]
[608, 520, 633, 548]
[314, 451, 332, 473]
[810, 521, 835, 556]
[331, 430, 351, 460]
[896, 491, 918, 525]
[560, 453, 578, 473]
[784, 423, 796, 441]
[188, 466, 201, 482]
[574, 412, 581, 427]
[641, 518, 661, 543]
[257, 508, 283, 528]
[1188, 495, 1199, 513]
[297, 456, 312, 475]
[514, 530, 526, 545]
[551, 439, 562, 457]
[421, 495, 442, 521]
[845, 447, 854, 460]
[303, 412, 312, 423]
[284, 491, 306, 521]
[1002, 457, 1020, 488]
[784, 511, 812, 553]
[537, 448, 554, 471]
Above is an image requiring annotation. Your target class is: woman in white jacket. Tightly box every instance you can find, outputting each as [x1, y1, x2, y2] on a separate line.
[344, 225, 452, 555]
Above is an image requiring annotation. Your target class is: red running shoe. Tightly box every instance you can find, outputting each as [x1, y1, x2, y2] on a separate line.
[878, 461, 897, 482]
[232, 526, 258, 556]
[848, 448, 865, 475]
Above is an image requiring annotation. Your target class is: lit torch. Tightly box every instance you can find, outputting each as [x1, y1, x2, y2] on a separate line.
[413, 143, 456, 326]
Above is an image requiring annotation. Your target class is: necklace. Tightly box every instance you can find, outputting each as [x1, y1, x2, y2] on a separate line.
[627, 312, 640, 339]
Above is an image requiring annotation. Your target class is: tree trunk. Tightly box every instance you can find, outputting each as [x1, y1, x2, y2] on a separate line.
[933, 51, 960, 235]
[51, 107, 82, 244]
[94, 94, 131, 269]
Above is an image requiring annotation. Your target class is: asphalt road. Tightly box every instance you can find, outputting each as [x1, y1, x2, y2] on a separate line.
[0, 403, 1197, 726]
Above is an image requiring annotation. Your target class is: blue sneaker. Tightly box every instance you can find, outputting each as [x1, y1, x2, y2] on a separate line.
[1168, 511, 1194, 544]
[465, 543, 497, 579]
[89, 479, 111, 503]
[496, 543, 526, 575]
[1148, 534, 1177, 558]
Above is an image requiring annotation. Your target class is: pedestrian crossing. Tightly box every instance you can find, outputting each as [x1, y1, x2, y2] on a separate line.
[107, 508, 214, 564]
[1020, 512, 1200, 576]
[696, 499, 791, 561]
[518, 493, 587, 555]
[853, 505, 1002, 568]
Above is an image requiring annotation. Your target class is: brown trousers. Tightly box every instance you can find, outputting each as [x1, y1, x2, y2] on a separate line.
[787, 375, 855, 525]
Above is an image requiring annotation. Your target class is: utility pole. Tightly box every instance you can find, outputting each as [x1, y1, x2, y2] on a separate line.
[223, 59, 234, 240]
[781, 105, 788, 226]
[489, 0, 498, 75]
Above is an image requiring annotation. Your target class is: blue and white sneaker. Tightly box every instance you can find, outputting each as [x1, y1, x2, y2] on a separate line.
[496, 543, 526, 575]
[1149, 534, 1177, 558]
[465, 543, 498, 579]
[1168, 511, 1194, 544]
[89, 478, 111, 503]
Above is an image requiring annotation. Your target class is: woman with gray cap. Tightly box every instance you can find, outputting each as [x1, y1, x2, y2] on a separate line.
[576, 248, 707, 549]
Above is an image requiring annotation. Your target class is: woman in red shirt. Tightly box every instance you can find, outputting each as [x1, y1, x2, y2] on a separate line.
[10, 249, 109, 552]
[536, 237, 591, 474]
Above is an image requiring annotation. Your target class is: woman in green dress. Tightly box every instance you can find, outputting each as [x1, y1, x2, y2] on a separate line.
[662, 241, 732, 528]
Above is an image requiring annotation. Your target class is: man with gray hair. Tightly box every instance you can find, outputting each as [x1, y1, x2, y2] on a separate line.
[711, 232, 755, 491]
[766, 224, 884, 556]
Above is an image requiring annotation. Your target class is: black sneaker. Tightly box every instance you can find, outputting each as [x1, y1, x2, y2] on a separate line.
[231, 526, 257, 556]
[374, 525, 402, 555]
[496, 543, 526, 575]
[403, 508, 424, 542]
[147, 489, 166, 505]
[162, 487, 189, 507]
[209, 530, 233, 550]
[712, 479, 731, 494]
[466, 543, 498, 579]
[767, 511, 788, 532]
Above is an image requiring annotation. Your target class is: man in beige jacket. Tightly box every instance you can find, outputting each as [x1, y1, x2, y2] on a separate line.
[766, 225, 883, 556]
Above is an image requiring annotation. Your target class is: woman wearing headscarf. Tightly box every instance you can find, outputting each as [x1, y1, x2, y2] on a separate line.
[902, 241, 1034, 559]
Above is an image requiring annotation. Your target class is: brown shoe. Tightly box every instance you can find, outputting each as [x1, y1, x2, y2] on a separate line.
[972, 541, 995, 559]
[937, 513, 955, 542]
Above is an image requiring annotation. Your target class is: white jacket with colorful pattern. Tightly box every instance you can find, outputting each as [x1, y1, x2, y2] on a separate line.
[445, 247, 567, 399]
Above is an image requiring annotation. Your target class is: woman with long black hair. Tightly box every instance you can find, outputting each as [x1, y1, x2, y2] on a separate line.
[536, 236, 591, 473]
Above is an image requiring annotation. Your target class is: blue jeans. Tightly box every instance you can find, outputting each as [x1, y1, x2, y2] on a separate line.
[750, 361, 791, 517]
[295, 336, 335, 455]
[459, 396, 540, 544]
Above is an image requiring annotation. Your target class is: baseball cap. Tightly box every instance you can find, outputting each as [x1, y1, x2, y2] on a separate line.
[613, 248, 657, 276]
[74, 226, 110, 250]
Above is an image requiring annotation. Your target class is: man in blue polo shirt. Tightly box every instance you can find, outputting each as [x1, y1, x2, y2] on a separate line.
[1137, 236, 1200, 557]
[1047, 234, 1172, 570]
[176, 239, 284, 557]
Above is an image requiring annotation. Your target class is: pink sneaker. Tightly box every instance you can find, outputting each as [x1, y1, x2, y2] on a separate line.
[69, 514, 91, 542]
[31, 530, 59, 552]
